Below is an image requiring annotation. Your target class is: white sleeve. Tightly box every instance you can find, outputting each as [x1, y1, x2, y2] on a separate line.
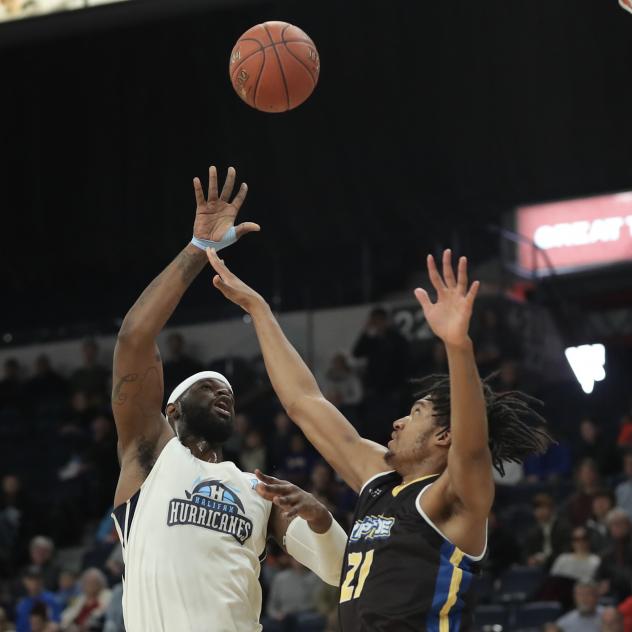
[284, 515, 348, 586]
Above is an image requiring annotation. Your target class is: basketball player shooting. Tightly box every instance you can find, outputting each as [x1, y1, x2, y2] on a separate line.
[110, 166, 347, 632]
[207, 247, 553, 631]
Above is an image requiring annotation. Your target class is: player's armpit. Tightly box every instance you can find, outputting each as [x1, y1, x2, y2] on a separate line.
[287, 395, 388, 493]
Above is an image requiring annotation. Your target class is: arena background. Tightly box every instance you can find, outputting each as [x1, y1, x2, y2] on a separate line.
[1, 1, 632, 631]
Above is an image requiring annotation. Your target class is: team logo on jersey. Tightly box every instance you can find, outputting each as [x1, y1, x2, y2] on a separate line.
[350, 515, 395, 542]
[167, 479, 253, 544]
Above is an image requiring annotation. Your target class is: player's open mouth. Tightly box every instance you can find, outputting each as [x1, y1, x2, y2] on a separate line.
[213, 396, 232, 415]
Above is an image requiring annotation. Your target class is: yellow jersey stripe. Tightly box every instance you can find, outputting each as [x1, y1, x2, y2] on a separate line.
[438, 548, 464, 632]
[391, 473, 439, 497]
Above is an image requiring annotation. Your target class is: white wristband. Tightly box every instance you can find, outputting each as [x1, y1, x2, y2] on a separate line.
[190, 226, 237, 252]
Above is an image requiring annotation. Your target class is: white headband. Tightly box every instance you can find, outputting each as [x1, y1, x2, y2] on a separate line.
[166, 371, 233, 407]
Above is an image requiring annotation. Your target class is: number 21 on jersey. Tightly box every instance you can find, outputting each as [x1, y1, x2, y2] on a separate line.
[339, 550, 374, 603]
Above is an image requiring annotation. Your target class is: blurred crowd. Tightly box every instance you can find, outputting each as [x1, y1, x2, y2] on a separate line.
[0, 305, 631, 632]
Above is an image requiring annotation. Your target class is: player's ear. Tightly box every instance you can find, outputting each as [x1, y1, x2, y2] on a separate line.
[434, 427, 451, 447]
[166, 402, 178, 421]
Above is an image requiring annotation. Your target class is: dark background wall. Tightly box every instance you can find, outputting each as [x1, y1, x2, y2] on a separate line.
[1, 0, 631, 337]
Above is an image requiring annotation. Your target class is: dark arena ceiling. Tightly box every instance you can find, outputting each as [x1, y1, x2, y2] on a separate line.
[1, 0, 631, 338]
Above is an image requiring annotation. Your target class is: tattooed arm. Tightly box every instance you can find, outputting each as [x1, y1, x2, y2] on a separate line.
[112, 166, 258, 506]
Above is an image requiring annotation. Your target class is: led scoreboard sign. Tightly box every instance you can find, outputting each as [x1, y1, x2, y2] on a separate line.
[0, 0, 128, 22]
[516, 192, 632, 275]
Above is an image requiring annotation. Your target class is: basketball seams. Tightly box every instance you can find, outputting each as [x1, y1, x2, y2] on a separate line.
[281, 42, 317, 87]
[262, 22, 290, 112]
[230, 38, 315, 79]
[251, 49, 267, 110]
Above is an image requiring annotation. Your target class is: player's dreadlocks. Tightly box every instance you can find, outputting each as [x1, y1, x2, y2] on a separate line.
[413, 373, 554, 476]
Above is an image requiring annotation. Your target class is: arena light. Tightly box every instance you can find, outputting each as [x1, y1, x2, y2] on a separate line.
[564, 344, 606, 394]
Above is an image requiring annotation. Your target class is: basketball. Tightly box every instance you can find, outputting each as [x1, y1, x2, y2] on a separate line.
[229, 21, 320, 113]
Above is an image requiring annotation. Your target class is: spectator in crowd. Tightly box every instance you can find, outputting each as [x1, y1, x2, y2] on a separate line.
[525, 493, 572, 569]
[103, 543, 123, 587]
[308, 462, 338, 513]
[596, 509, 632, 602]
[564, 459, 602, 528]
[1, 474, 32, 554]
[586, 491, 616, 553]
[0, 607, 15, 632]
[550, 527, 601, 583]
[323, 352, 362, 424]
[222, 412, 250, 464]
[352, 306, 409, 442]
[264, 557, 322, 632]
[55, 571, 79, 611]
[15, 566, 62, 632]
[427, 340, 449, 374]
[239, 429, 268, 473]
[556, 582, 604, 632]
[25, 355, 67, 414]
[70, 340, 109, 405]
[495, 359, 521, 391]
[268, 412, 293, 472]
[483, 509, 522, 576]
[28, 602, 59, 632]
[618, 415, 632, 449]
[60, 393, 95, 434]
[601, 607, 624, 632]
[60, 568, 111, 632]
[26, 537, 59, 592]
[102, 583, 123, 632]
[617, 593, 632, 632]
[82, 415, 118, 518]
[472, 307, 505, 375]
[0, 358, 23, 413]
[280, 434, 312, 488]
[575, 419, 620, 478]
[616, 451, 632, 519]
[162, 332, 202, 403]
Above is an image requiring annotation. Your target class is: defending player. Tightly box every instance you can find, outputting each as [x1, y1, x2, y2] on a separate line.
[111, 166, 347, 632]
[206, 247, 553, 631]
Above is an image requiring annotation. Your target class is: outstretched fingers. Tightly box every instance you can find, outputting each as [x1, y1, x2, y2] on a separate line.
[231, 182, 248, 211]
[208, 166, 219, 201]
[427, 254, 446, 294]
[206, 247, 233, 280]
[442, 249, 457, 288]
[220, 166, 236, 201]
[193, 177, 205, 207]
[414, 287, 432, 312]
[235, 221, 260, 239]
[457, 256, 468, 294]
[466, 280, 480, 305]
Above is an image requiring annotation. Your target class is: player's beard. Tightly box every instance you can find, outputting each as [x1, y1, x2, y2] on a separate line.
[385, 426, 436, 471]
[179, 397, 234, 446]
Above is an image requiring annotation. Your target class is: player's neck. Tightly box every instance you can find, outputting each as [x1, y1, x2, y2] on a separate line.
[183, 437, 223, 464]
[399, 458, 445, 484]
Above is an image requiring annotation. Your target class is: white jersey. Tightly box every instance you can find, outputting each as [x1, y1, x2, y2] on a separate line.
[112, 437, 272, 632]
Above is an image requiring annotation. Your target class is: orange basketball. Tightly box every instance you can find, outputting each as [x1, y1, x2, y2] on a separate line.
[229, 21, 320, 113]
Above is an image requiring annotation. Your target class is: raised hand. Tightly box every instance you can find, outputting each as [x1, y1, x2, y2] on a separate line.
[414, 249, 480, 347]
[254, 470, 332, 531]
[206, 247, 263, 312]
[192, 166, 260, 242]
